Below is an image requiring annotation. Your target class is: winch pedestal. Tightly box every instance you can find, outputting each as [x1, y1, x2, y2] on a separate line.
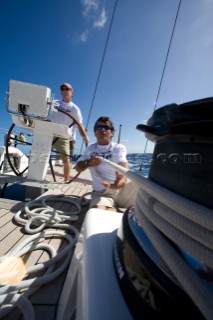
[12, 116, 70, 181]
[6, 80, 70, 181]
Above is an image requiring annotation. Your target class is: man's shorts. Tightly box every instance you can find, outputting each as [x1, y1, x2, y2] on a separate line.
[52, 138, 70, 162]
[70, 141, 76, 156]
[90, 181, 137, 210]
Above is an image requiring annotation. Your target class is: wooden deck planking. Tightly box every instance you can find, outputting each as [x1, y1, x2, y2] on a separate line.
[0, 167, 93, 320]
[0, 208, 11, 217]
[0, 224, 25, 256]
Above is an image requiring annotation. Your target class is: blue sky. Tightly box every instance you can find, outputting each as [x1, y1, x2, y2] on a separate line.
[0, 0, 213, 154]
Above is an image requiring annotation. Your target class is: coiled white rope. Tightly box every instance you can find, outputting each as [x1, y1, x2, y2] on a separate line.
[0, 293, 35, 320]
[0, 193, 90, 319]
[15, 195, 82, 234]
[102, 158, 213, 320]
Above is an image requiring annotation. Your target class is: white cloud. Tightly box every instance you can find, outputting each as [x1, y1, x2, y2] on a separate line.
[93, 8, 107, 29]
[77, 0, 108, 43]
[81, 0, 108, 30]
[81, 0, 99, 17]
[80, 30, 89, 42]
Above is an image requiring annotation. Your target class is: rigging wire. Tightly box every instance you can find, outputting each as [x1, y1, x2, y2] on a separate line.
[153, 0, 182, 112]
[79, 0, 119, 155]
[139, 0, 182, 172]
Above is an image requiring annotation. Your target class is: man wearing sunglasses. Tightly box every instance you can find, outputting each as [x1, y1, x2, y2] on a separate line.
[50, 82, 88, 182]
[75, 116, 137, 211]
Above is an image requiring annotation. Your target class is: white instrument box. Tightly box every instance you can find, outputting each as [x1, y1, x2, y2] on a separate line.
[6, 80, 52, 119]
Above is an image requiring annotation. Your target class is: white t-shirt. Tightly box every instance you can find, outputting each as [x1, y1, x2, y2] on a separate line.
[78, 142, 128, 191]
[49, 100, 83, 141]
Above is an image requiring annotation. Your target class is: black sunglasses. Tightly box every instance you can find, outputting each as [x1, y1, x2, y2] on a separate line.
[95, 125, 112, 131]
[61, 87, 70, 91]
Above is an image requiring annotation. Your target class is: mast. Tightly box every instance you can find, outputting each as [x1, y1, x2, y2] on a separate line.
[117, 124, 122, 144]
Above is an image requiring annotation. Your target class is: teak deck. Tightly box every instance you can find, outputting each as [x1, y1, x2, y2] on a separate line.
[0, 166, 93, 320]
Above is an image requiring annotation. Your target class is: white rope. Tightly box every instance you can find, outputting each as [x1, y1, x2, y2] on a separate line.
[0, 231, 76, 294]
[15, 195, 82, 234]
[102, 158, 213, 229]
[0, 193, 89, 319]
[0, 293, 35, 320]
[133, 202, 213, 320]
[136, 191, 213, 266]
[142, 190, 213, 249]
[101, 158, 213, 320]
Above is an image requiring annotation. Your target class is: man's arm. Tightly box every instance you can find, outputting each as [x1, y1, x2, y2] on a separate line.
[78, 124, 89, 145]
[75, 156, 101, 172]
[72, 106, 89, 145]
[102, 162, 128, 189]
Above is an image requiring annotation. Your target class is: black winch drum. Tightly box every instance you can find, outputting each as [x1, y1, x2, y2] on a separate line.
[137, 97, 213, 209]
[112, 98, 212, 320]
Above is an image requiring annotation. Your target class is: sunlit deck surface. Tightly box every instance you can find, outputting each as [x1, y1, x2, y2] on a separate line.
[0, 165, 93, 320]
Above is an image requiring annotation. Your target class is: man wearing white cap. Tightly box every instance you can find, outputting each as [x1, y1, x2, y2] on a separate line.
[50, 82, 89, 182]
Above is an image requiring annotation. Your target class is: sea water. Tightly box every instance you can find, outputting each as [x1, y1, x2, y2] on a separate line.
[72, 153, 152, 178]
[127, 153, 152, 178]
[0, 153, 152, 202]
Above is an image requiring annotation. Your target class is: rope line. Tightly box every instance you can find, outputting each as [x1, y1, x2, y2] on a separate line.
[0, 193, 91, 319]
[101, 157, 213, 320]
[153, 0, 182, 111]
[79, 0, 119, 155]
[139, 0, 182, 170]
